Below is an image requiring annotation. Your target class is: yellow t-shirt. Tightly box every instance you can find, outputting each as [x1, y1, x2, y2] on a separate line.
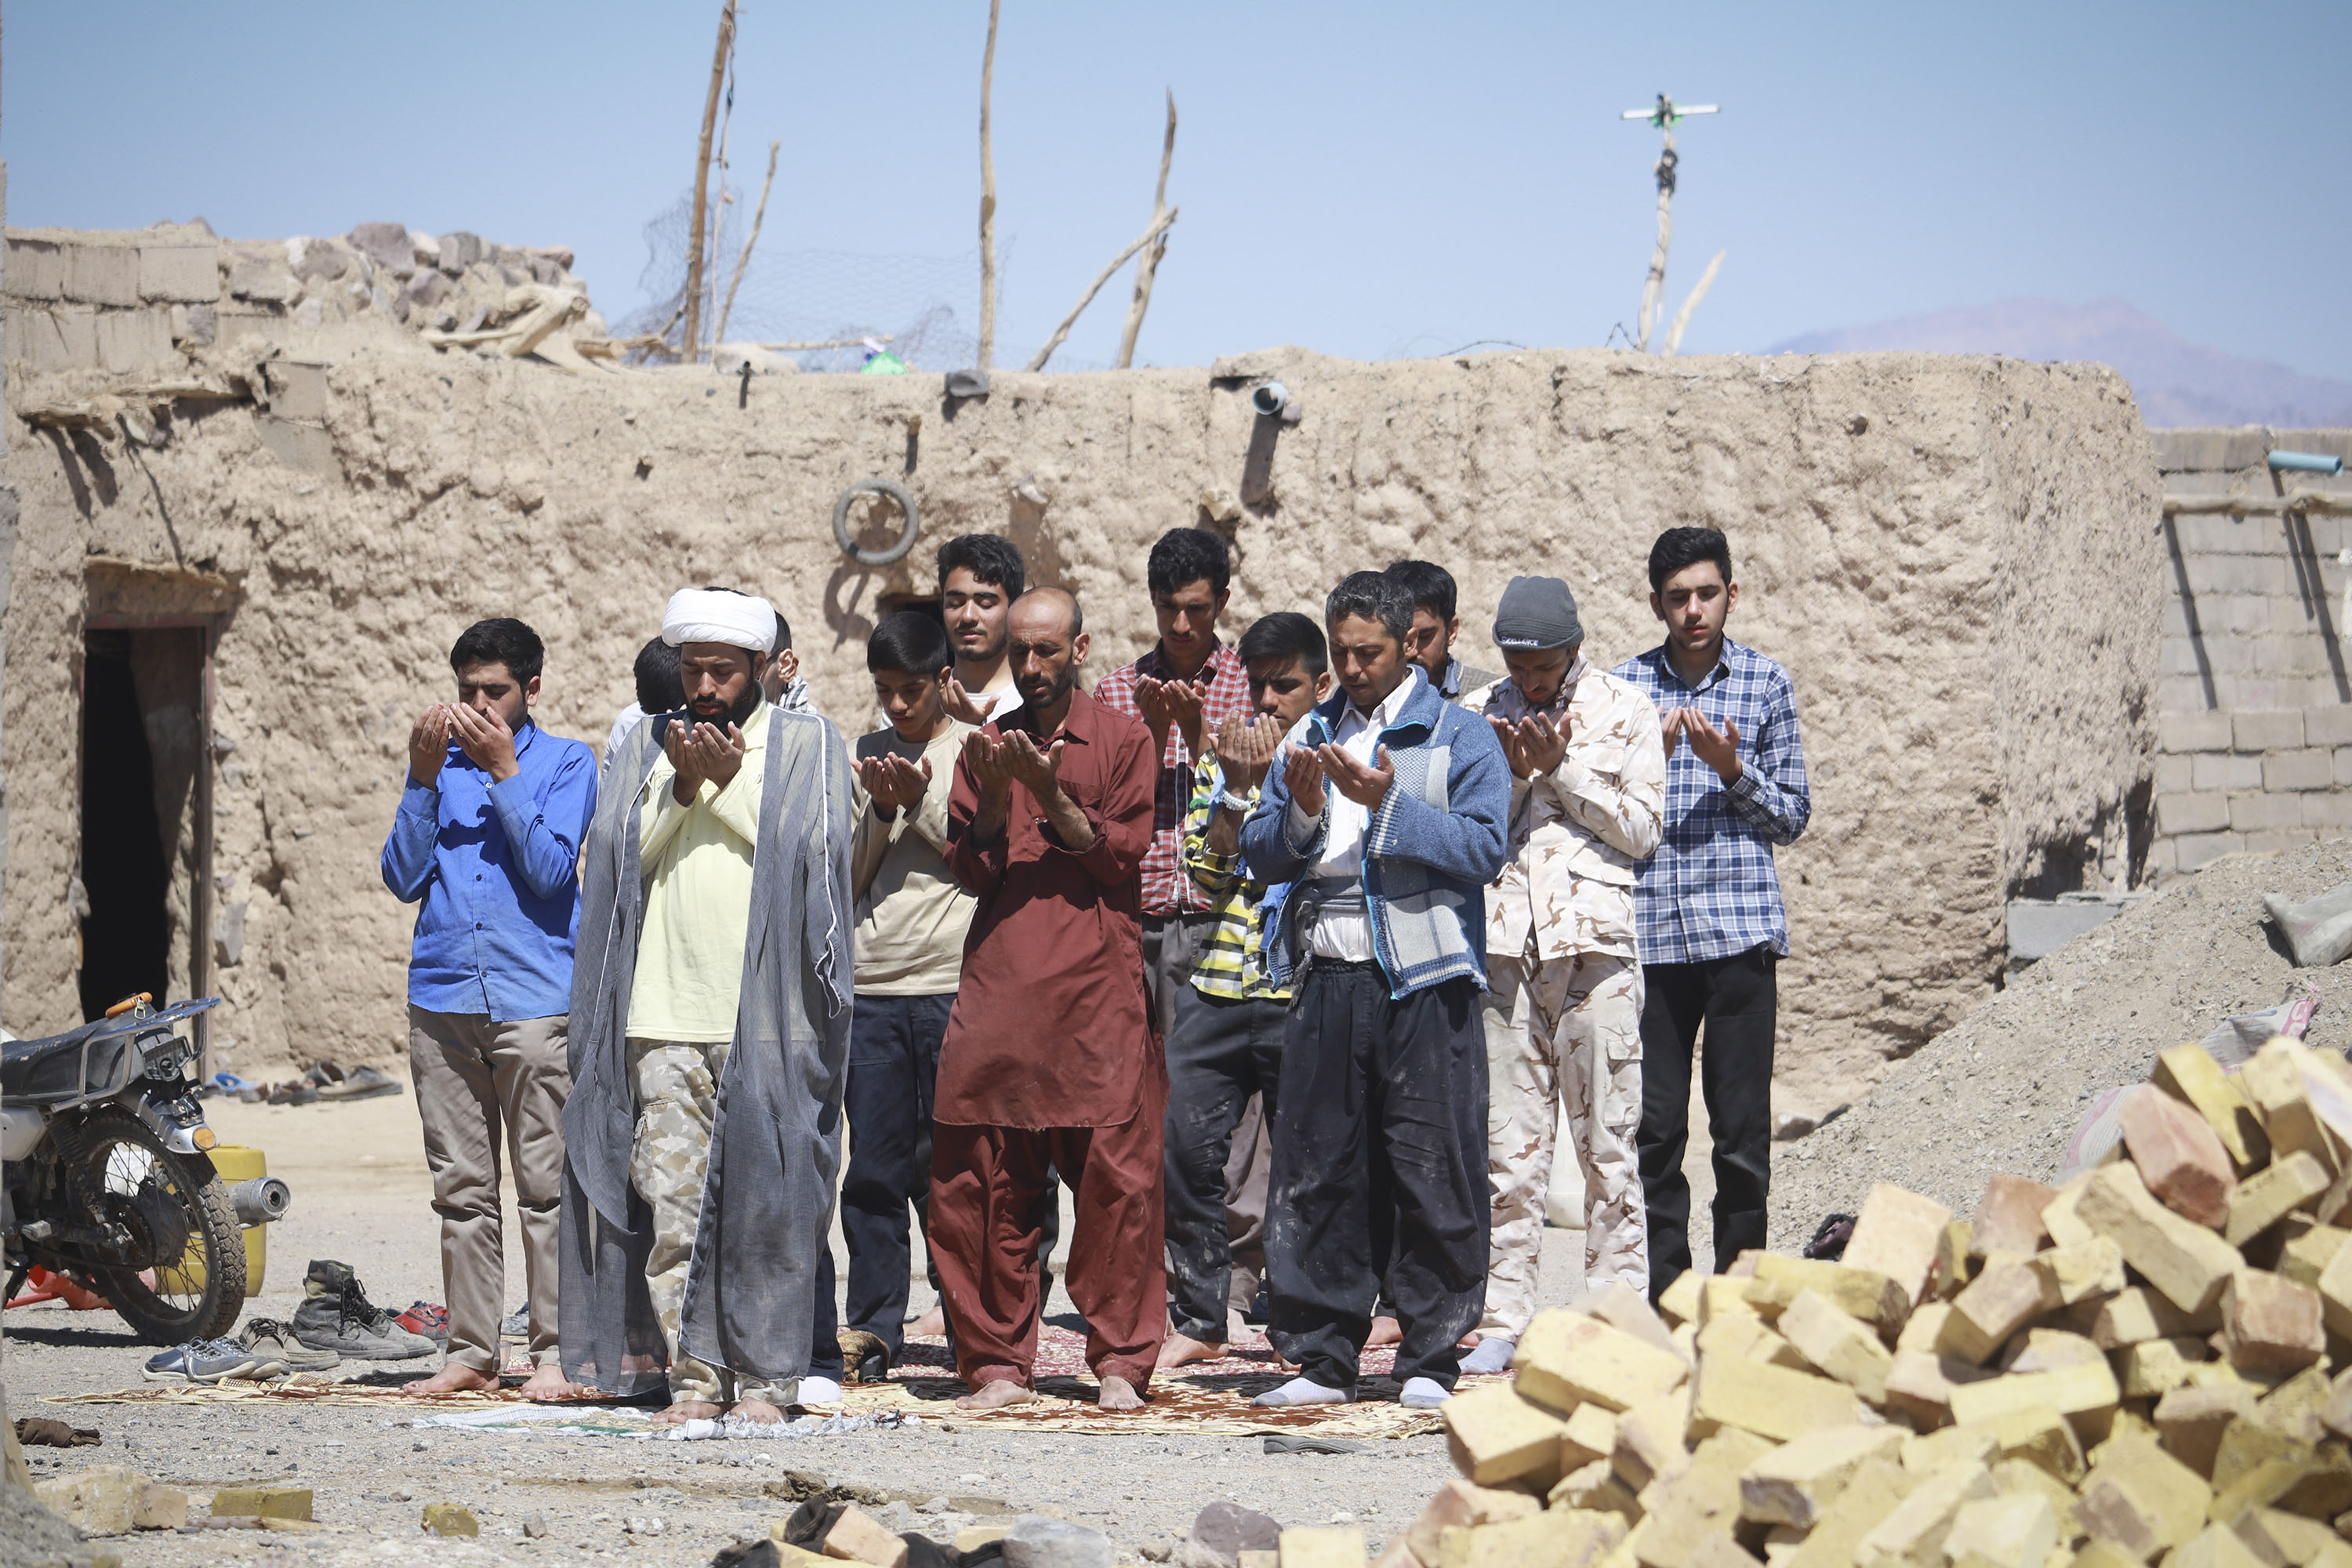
[626, 702, 768, 1044]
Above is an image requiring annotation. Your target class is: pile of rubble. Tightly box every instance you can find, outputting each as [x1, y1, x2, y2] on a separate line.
[1305, 1032, 2352, 1567]
[3, 217, 615, 420]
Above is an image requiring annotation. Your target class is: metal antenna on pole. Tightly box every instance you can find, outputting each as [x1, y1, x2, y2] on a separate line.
[1622, 93, 1719, 353]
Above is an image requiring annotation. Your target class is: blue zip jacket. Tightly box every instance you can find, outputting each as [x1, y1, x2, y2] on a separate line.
[1240, 670, 1511, 997]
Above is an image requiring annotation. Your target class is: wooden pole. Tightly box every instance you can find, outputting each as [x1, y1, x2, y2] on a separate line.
[714, 140, 780, 348]
[1636, 129, 1675, 353]
[976, 0, 1002, 369]
[1115, 90, 1178, 369]
[1662, 249, 1724, 357]
[1025, 206, 1177, 372]
[681, 0, 738, 361]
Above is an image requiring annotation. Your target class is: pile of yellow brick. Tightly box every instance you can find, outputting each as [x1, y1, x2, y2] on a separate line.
[1276, 1033, 2352, 1568]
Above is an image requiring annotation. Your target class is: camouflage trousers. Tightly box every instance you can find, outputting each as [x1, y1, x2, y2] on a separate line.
[627, 1039, 789, 1405]
[1479, 953, 1648, 1337]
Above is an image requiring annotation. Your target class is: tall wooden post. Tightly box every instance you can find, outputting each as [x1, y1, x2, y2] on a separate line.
[977, 0, 1002, 369]
[682, 0, 738, 361]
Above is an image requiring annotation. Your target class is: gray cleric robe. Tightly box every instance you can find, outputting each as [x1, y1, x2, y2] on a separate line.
[559, 702, 854, 1398]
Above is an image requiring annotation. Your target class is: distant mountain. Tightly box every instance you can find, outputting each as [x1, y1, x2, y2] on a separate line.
[1766, 299, 2352, 429]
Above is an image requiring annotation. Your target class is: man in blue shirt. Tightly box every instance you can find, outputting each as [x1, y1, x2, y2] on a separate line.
[1613, 529, 1810, 1298]
[382, 618, 597, 1396]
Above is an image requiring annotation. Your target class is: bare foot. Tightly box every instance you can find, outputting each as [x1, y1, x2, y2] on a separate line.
[1156, 1333, 1227, 1372]
[907, 1306, 947, 1338]
[731, 1398, 786, 1425]
[1367, 1316, 1402, 1348]
[403, 1363, 499, 1395]
[517, 1365, 584, 1401]
[1226, 1311, 1268, 1349]
[1097, 1374, 1145, 1411]
[956, 1378, 1036, 1410]
[651, 1399, 723, 1425]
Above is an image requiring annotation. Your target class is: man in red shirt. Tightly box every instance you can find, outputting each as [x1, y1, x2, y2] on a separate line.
[931, 586, 1163, 1411]
[1091, 528, 1254, 1044]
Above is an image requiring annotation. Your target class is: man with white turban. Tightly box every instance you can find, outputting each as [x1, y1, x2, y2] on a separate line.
[561, 587, 855, 1422]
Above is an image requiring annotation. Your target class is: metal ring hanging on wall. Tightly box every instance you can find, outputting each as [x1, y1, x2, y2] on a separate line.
[832, 477, 920, 566]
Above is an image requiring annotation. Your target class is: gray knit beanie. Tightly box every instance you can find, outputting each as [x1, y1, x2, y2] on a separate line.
[1492, 575, 1583, 651]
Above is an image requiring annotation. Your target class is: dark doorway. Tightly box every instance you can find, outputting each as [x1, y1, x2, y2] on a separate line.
[79, 631, 171, 1019]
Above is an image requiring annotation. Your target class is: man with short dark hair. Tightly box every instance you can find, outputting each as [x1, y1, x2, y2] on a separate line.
[930, 586, 1163, 1412]
[760, 605, 818, 716]
[606, 636, 683, 771]
[562, 588, 855, 1422]
[838, 612, 977, 1372]
[383, 617, 597, 1396]
[937, 535, 1029, 724]
[1241, 572, 1509, 1410]
[1385, 560, 1498, 704]
[1613, 528, 1810, 1294]
[1461, 577, 1664, 1374]
[1093, 528, 1254, 1048]
[1157, 612, 1331, 1371]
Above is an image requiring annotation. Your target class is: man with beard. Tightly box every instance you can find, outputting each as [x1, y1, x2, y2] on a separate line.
[929, 586, 1163, 1411]
[561, 587, 855, 1423]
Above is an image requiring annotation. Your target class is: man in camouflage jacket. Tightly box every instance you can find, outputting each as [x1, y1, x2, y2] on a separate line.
[1459, 575, 1665, 1373]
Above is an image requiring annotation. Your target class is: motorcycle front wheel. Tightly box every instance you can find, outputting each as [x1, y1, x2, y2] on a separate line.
[71, 1106, 245, 1344]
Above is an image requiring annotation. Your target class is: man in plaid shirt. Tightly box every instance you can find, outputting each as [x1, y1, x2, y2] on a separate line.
[1091, 528, 1254, 1044]
[1613, 527, 1810, 1296]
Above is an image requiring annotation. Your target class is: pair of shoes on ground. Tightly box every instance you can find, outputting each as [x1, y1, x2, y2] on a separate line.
[1251, 1374, 1453, 1409]
[141, 1317, 343, 1383]
[307, 1062, 404, 1102]
[289, 1260, 439, 1359]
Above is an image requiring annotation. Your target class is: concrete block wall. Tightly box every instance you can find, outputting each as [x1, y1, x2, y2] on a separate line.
[2153, 427, 2352, 876]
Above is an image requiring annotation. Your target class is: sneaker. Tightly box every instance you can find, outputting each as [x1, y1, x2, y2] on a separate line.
[144, 1338, 275, 1384]
[501, 1305, 531, 1342]
[394, 1301, 451, 1346]
[290, 1260, 439, 1360]
[238, 1316, 341, 1373]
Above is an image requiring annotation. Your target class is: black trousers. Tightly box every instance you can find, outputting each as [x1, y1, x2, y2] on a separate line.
[1266, 961, 1488, 1393]
[838, 993, 953, 1356]
[1163, 983, 1287, 1343]
[1635, 945, 1777, 1293]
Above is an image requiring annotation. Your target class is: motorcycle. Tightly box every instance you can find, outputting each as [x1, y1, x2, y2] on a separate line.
[2, 993, 259, 1344]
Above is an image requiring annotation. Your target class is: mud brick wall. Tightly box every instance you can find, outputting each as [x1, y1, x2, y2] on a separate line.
[2152, 429, 2352, 877]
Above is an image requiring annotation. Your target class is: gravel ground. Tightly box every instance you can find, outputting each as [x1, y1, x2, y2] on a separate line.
[5, 1094, 1596, 1566]
[1769, 837, 2352, 1249]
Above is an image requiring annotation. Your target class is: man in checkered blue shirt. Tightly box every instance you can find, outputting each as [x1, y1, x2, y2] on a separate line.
[1613, 527, 1810, 1298]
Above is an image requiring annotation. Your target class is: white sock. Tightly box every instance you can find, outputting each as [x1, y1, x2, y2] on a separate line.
[1399, 1377, 1453, 1408]
[794, 1376, 844, 1405]
[1457, 1336, 1517, 1374]
[1251, 1375, 1352, 1407]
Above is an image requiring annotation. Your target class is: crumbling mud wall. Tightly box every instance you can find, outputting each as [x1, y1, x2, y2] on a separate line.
[1, 322, 2160, 1109]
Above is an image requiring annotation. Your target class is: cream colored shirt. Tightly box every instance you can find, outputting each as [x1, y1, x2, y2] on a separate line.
[851, 719, 978, 996]
[626, 702, 769, 1044]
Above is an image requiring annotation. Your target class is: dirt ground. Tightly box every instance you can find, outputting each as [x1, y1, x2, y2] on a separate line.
[3, 1087, 1700, 1565]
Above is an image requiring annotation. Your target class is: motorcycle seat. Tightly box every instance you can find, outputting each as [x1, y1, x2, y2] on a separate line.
[2, 1018, 121, 1105]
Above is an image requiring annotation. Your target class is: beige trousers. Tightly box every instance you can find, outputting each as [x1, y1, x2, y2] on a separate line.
[626, 1039, 789, 1405]
[405, 1007, 570, 1374]
[1479, 953, 1648, 1337]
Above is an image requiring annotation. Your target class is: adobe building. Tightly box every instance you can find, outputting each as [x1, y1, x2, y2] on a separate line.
[1, 220, 2163, 1111]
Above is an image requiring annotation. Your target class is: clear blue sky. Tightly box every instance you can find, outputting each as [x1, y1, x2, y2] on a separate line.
[7, 1, 2347, 379]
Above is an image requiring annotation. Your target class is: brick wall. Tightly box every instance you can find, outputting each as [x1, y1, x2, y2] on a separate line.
[2153, 427, 2352, 877]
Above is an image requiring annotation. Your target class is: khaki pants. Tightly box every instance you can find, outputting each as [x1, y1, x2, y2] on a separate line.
[626, 1039, 789, 1404]
[405, 1007, 570, 1375]
[1479, 953, 1647, 1337]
